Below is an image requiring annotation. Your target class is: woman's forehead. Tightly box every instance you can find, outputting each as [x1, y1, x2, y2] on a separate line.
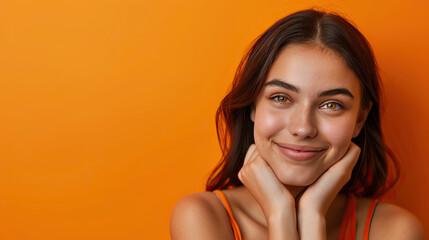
[264, 44, 361, 95]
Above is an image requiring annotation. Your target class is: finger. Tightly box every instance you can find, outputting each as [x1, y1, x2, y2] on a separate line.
[243, 144, 257, 166]
[347, 143, 360, 168]
[248, 146, 260, 163]
[310, 143, 360, 191]
[331, 142, 361, 174]
[317, 143, 361, 191]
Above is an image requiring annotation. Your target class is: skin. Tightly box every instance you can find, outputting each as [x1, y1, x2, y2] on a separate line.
[239, 43, 364, 239]
[250, 43, 365, 189]
[170, 44, 424, 240]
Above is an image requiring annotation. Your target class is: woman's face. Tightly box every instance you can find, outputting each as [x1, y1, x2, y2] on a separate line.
[251, 43, 369, 186]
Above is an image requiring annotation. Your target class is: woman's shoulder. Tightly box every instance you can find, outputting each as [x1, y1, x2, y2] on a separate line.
[371, 201, 424, 239]
[355, 197, 424, 240]
[170, 191, 235, 240]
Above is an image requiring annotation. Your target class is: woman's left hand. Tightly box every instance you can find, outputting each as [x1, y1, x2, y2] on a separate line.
[297, 142, 361, 239]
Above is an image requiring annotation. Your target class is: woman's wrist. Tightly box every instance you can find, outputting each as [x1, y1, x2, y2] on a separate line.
[263, 193, 296, 222]
[298, 212, 326, 240]
[267, 212, 299, 240]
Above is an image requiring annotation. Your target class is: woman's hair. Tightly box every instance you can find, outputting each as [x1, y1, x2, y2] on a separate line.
[206, 9, 399, 198]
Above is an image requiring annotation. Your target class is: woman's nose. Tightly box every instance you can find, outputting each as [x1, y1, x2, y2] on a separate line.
[287, 105, 317, 139]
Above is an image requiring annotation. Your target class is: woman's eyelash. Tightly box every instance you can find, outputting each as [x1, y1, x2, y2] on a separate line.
[270, 95, 291, 104]
[320, 102, 343, 110]
[269, 95, 343, 110]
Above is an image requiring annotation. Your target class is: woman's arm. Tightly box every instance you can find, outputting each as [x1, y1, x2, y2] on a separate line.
[238, 144, 299, 240]
[297, 143, 360, 240]
[266, 210, 299, 240]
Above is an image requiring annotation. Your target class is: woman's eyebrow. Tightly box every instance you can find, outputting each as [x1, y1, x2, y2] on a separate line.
[265, 79, 354, 99]
[265, 79, 298, 92]
[318, 88, 354, 99]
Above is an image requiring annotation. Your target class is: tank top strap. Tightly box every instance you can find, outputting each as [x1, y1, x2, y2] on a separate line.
[363, 198, 379, 240]
[338, 194, 356, 240]
[213, 190, 242, 240]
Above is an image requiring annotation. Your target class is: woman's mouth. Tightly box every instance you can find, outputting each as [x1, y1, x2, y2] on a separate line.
[275, 142, 325, 161]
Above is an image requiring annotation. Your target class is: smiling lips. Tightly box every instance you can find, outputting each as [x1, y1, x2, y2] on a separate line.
[275, 142, 325, 161]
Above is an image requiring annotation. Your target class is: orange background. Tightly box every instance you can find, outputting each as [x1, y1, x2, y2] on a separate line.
[0, 1, 428, 239]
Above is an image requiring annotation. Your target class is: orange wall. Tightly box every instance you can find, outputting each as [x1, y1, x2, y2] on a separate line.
[0, 1, 428, 239]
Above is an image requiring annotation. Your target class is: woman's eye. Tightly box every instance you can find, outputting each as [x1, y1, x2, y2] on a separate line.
[320, 102, 343, 110]
[271, 95, 291, 104]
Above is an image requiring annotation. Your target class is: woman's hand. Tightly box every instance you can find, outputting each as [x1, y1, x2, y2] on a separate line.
[297, 142, 361, 240]
[238, 144, 298, 240]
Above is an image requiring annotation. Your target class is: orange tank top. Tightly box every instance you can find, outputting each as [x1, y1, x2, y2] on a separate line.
[213, 190, 379, 240]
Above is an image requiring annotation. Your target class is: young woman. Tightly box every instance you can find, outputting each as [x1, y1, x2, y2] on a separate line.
[170, 9, 424, 240]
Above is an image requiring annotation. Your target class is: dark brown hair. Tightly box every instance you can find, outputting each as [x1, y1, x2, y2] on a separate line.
[206, 9, 399, 198]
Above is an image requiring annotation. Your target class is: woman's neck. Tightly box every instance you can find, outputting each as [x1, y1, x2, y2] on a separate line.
[284, 184, 306, 199]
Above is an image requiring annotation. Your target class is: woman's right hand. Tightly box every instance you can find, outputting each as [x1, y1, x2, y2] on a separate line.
[238, 144, 298, 240]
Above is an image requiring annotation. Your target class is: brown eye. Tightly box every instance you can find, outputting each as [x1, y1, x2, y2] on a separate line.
[321, 102, 343, 110]
[272, 95, 291, 103]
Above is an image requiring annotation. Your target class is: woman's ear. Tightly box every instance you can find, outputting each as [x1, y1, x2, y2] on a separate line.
[352, 102, 373, 138]
[250, 106, 255, 122]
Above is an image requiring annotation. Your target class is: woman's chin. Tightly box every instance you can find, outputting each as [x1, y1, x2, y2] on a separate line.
[281, 179, 315, 187]
[272, 162, 331, 187]
[277, 172, 319, 187]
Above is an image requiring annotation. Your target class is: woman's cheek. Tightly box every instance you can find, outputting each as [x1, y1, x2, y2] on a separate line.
[320, 116, 356, 162]
[254, 107, 283, 148]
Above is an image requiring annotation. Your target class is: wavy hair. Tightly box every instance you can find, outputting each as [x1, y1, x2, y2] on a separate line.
[206, 9, 399, 198]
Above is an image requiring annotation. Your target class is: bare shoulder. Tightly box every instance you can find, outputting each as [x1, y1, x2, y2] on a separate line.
[370, 201, 424, 240]
[170, 191, 235, 240]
